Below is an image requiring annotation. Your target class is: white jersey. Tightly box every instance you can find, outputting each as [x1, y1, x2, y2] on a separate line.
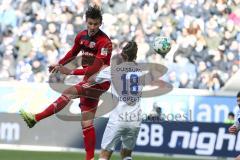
[96, 62, 144, 126]
[234, 109, 240, 130]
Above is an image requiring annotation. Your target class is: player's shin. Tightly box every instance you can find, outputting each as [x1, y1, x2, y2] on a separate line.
[83, 125, 96, 160]
[35, 95, 71, 121]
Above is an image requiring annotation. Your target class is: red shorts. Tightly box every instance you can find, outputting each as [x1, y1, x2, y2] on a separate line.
[74, 81, 110, 112]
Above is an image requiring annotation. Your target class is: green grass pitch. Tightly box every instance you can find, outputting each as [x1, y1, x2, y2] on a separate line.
[0, 150, 204, 160]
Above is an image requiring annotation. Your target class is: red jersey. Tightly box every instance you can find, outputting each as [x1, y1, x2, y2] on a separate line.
[58, 29, 112, 80]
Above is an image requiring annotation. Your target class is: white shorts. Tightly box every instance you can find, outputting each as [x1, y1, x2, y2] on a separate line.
[101, 121, 140, 151]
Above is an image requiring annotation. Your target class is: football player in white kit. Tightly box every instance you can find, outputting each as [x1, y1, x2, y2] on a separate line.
[229, 92, 240, 160]
[96, 41, 144, 160]
[229, 92, 240, 133]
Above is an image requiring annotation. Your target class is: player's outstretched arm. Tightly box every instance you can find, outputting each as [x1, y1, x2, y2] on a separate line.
[56, 57, 105, 77]
[71, 57, 104, 77]
[48, 33, 82, 73]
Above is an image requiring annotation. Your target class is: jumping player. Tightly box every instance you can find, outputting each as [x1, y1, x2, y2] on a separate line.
[19, 5, 112, 160]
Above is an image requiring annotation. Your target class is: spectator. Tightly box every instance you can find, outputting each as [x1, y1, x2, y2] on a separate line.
[0, 1, 17, 30]
[224, 112, 235, 124]
[147, 102, 163, 122]
[15, 35, 33, 60]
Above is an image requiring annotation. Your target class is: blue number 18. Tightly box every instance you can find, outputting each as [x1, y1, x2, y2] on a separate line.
[121, 74, 139, 95]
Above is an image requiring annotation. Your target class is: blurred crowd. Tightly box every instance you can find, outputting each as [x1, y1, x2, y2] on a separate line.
[0, 0, 240, 91]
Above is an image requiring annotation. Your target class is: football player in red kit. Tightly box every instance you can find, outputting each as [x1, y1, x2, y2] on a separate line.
[20, 5, 112, 160]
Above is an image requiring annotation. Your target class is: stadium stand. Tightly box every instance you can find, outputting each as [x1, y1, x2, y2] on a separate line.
[0, 0, 239, 91]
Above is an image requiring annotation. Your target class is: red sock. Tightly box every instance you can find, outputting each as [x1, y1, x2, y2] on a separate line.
[83, 125, 96, 160]
[35, 95, 70, 121]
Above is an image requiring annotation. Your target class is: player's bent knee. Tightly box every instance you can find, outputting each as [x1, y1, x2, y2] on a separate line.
[62, 93, 77, 100]
[62, 87, 79, 99]
[62, 88, 79, 99]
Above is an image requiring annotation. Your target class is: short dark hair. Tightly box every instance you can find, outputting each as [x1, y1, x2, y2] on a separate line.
[121, 41, 138, 61]
[228, 112, 235, 117]
[85, 5, 102, 23]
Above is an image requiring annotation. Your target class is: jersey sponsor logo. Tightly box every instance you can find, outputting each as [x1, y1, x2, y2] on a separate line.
[119, 96, 140, 103]
[89, 42, 96, 48]
[101, 48, 108, 56]
[82, 51, 94, 57]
